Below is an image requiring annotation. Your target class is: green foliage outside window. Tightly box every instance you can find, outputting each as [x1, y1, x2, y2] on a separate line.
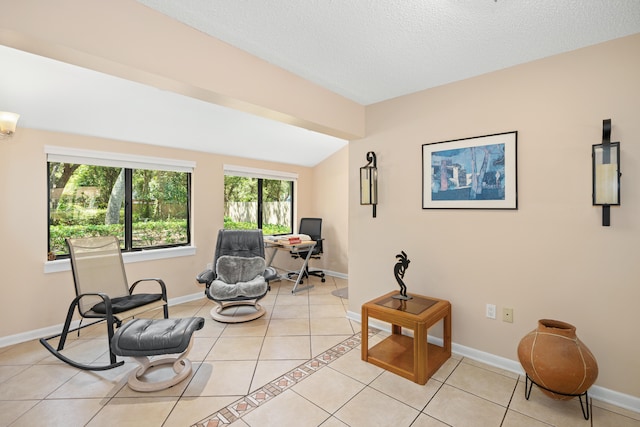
[49, 162, 190, 256]
[223, 217, 291, 235]
[224, 175, 293, 235]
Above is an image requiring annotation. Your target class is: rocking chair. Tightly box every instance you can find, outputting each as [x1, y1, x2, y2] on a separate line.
[40, 236, 169, 371]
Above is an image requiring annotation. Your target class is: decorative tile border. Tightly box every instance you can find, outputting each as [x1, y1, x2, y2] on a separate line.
[192, 330, 376, 427]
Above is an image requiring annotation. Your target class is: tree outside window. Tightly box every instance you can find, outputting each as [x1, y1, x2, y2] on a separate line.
[48, 162, 190, 257]
[224, 175, 293, 235]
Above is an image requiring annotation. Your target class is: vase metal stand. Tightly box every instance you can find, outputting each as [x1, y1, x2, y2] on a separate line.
[524, 374, 590, 420]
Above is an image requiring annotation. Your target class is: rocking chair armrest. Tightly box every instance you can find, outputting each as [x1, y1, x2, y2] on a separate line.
[196, 269, 215, 287]
[129, 278, 168, 300]
[77, 292, 115, 316]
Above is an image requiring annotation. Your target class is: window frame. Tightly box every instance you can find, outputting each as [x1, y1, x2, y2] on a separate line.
[223, 164, 297, 235]
[45, 146, 195, 264]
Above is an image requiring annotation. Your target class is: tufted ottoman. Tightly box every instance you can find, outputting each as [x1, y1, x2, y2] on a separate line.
[111, 317, 204, 392]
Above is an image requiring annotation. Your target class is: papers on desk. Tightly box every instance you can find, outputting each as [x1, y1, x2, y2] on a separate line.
[282, 236, 302, 244]
[265, 234, 312, 245]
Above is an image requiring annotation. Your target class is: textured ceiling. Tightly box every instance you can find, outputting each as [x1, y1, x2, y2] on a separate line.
[136, 0, 640, 105]
[3, 2, 640, 166]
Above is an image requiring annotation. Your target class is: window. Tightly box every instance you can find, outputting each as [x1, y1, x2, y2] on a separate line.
[224, 165, 296, 235]
[47, 146, 193, 258]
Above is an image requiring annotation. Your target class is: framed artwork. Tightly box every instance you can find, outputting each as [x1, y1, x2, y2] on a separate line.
[422, 131, 518, 209]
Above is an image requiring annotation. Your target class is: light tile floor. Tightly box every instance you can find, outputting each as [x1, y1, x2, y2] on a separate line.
[0, 276, 638, 426]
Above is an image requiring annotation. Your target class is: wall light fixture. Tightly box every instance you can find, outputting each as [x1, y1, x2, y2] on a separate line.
[360, 151, 378, 218]
[0, 112, 20, 139]
[592, 119, 621, 226]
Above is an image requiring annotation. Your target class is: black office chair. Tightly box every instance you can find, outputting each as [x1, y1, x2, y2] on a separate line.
[290, 218, 325, 284]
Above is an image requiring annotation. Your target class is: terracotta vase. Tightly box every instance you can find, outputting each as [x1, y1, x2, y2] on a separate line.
[517, 319, 598, 400]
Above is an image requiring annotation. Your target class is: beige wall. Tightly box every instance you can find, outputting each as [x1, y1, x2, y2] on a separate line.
[2, 0, 638, 405]
[0, 0, 355, 338]
[310, 146, 349, 275]
[348, 34, 640, 398]
[0, 133, 349, 340]
[0, 129, 321, 338]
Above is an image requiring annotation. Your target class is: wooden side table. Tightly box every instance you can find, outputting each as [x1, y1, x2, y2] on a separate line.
[361, 291, 451, 385]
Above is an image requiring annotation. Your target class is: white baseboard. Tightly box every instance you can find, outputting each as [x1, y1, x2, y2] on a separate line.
[8, 290, 637, 415]
[1, 275, 353, 348]
[347, 310, 640, 415]
[0, 292, 205, 348]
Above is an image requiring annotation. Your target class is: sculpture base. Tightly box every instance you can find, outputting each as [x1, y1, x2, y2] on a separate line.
[392, 294, 413, 300]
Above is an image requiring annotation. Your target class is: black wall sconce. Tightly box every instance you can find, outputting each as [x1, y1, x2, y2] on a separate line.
[360, 151, 378, 218]
[592, 119, 621, 226]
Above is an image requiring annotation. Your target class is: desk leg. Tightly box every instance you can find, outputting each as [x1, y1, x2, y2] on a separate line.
[361, 307, 369, 362]
[265, 246, 278, 268]
[291, 247, 314, 294]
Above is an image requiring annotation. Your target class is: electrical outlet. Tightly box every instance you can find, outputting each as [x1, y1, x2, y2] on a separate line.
[486, 304, 496, 319]
[503, 308, 514, 323]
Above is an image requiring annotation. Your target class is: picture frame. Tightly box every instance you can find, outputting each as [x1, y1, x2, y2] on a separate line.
[422, 131, 518, 209]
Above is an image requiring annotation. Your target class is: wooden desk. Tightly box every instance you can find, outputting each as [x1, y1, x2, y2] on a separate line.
[264, 238, 317, 294]
[361, 291, 451, 385]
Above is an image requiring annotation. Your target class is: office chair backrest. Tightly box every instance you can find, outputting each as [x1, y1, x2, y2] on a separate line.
[299, 218, 323, 254]
[67, 236, 130, 315]
[214, 229, 266, 267]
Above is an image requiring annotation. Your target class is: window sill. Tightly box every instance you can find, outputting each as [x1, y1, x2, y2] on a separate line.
[44, 245, 197, 274]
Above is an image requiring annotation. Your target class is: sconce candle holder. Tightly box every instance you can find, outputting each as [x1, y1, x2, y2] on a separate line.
[360, 151, 378, 218]
[592, 119, 621, 226]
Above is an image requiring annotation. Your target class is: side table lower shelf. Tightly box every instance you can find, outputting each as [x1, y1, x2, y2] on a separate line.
[367, 335, 450, 383]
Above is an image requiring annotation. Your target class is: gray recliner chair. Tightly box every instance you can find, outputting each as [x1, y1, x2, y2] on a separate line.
[197, 229, 277, 323]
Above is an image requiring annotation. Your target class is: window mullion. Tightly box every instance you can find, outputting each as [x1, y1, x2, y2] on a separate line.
[186, 173, 192, 244]
[289, 181, 295, 232]
[124, 168, 133, 251]
[257, 179, 264, 229]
